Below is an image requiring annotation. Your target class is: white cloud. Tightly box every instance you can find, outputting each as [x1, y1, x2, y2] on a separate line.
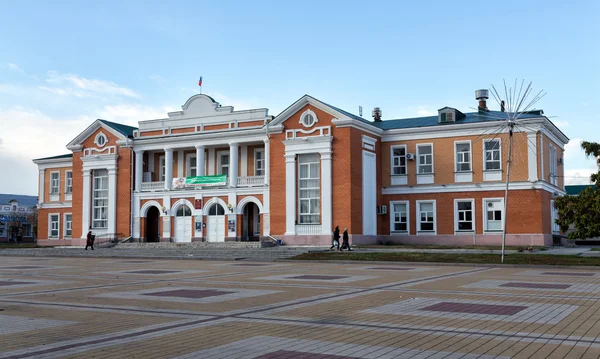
[564, 138, 582, 159]
[416, 107, 436, 116]
[7, 63, 23, 73]
[96, 104, 173, 126]
[211, 92, 264, 112]
[564, 168, 596, 186]
[45, 71, 140, 99]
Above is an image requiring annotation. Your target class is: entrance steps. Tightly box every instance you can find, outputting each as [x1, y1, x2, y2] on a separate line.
[115, 242, 266, 249]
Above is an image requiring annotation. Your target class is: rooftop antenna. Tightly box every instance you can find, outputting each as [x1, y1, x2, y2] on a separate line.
[487, 80, 547, 263]
[359, 106, 363, 117]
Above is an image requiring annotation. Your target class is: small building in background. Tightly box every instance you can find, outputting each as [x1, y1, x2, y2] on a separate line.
[0, 194, 38, 243]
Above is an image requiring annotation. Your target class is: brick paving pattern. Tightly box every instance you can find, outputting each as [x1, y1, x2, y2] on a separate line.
[0, 256, 599, 358]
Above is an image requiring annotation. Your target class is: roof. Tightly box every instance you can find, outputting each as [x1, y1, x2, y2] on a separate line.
[33, 153, 73, 161]
[99, 119, 137, 137]
[372, 110, 544, 130]
[0, 194, 38, 207]
[565, 184, 596, 196]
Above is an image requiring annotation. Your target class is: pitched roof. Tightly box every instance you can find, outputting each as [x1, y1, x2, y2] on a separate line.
[98, 119, 137, 137]
[0, 194, 38, 207]
[33, 153, 73, 161]
[565, 184, 596, 196]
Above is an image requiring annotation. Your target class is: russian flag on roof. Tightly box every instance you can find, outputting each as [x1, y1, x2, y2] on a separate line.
[198, 76, 203, 86]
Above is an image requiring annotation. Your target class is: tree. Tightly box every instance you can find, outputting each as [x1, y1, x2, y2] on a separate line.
[555, 141, 600, 239]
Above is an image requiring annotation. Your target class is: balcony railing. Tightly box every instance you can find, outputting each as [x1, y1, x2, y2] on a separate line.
[141, 181, 165, 191]
[237, 175, 265, 187]
[295, 224, 323, 235]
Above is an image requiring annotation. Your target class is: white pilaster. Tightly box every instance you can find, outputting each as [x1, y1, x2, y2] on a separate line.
[321, 151, 333, 235]
[195, 145, 205, 176]
[162, 195, 171, 240]
[540, 135, 544, 182]
[263, 189, 270, 236]
[133, 195, 141, 239]
[285, 154, 296, 235]
[177, 150, 184, 178]
[228, 192, 237, 238]
[527, 132, 538, 182]
[135, 150, 143, 192]
[81, 169, 91, 238]
[264, 139, 270, 186]
[241, 145, 248, 176]
[208, 148, 215, 175]
[39, 169, 45, 204]
[108, 168, 117, 235]
[229, 142, 239, 187]
[164, 148, 173, 190]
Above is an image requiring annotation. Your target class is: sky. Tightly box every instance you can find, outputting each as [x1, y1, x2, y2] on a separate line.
[0, 0, 598, 195]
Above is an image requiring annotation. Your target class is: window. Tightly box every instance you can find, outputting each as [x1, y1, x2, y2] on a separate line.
[207, 204, 225, 216]
[455, 142, 472, 172]
[94, 132, 107, 147]
[159, 156, 166, 182]
[219, 153, 229, 176]
[551, 200, 560, 233]
[64, 214, 72, 237]
[92, 169, 108, 228]
[417, 144, 433, 174]
[391, 146, 407, 175]
[484, 140, 501, 170]
[484, 199, 503, 232]
[298, 153, 320, 224]
[417, 201, 436, 233]
[50, 172, 60, 194]
[300, 109, 318, 128]
[455, 200, 474, 232]
[255, 149, 265, 176]
[65, 171, 73, 194]
[391, 201, 409, 233]
[176, 206, 192, 216]
[549, 145, 559, 186]
[49, 214, 59, 238]
[188, 156, 197, 177]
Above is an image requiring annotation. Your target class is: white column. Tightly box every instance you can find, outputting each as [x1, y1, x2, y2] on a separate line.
[263, 189, 270, 236]
[162, 195, 171, 241]
[285, 154, 296, 235]
[81, 169, 91, 238]
[241, 145, 248, 177]
[229, 142, 239, 187]
[264, 139, 270, 186]
[195, 145, 205, 176]
[132, 195, 141, 240]
[135, 150, 143, 192]
[164, 148, 173, 190]
[527, 132, 538, 182]
[108, 168, 117, 235]
[39, 169, 45, 204]
[321, 151, 333, 234]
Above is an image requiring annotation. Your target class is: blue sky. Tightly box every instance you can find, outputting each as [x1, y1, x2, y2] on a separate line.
[0, 0, 598, 195]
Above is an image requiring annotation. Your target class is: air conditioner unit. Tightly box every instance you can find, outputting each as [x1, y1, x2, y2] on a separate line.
[377, 205, 387, 215]
[406, 153, 415, 160]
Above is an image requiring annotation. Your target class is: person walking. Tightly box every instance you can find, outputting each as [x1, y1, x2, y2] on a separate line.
[330, 226, 340, 250]
[340, 228, 352, 251]
[85, 228, 95, 250]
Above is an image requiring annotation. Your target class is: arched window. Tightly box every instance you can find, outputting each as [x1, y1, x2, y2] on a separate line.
[176, 206, 192, 217]
[299, 109, 318, 128]
[207, 204, 225, 216]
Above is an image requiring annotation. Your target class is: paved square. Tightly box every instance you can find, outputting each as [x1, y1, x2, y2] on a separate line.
[0, 256, 599, 358]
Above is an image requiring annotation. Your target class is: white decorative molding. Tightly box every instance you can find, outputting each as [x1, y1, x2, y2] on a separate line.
[286, 126, 331, 140]
[527, 132, 539, 182]
[94, 132, 108, 147]
[33, 159, 72, 170]
[38, 202, 73, 209]
[236, 196, 264, 215]
[84, 146, 117, 157]
[361, 134, 378, 147]
[67, 119, 129, 149]
[417, 174, 434, 185]
[483, 171, 502, 182]
[382, 181, 567, 195]
[455, 172, 473, 183]
[299, 109, 318, 128]
[202, 197, 228, 216]
[140, 200, 163, 217]
[391, 176, 408, 186]
[170, 198, 194, 214]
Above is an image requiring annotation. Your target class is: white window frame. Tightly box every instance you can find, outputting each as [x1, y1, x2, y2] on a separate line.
[416, 200, 436, 235]
[454, 140, 472, 172]
[92, 170, 108, 229]
[48, 213, 60, 239]
[298, 153, 321, 224]
[254, 148, 265, 176]
[63, 213, 72, 238]
[390, 145, 407, 176]
[94, 132, 108, 147]
[50, 171, 60, 195]
[483, 198, 504, 233]
[65, 170, 73, 195]
[483, 139, 502, 171]
[299, 109, 318, 128]
[186, 153, 197, 177]
[417, 143, 434, 174]
[217, 151, 230, 176]
[390, 200, 409, 234]
[454, 199, 475, 233]
[551, 200, 560, 233]
[159, 155, 166, 182]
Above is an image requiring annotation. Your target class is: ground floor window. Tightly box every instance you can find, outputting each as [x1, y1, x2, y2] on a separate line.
[49, 214, 59, 238]
[455, 199, 474, 232]
[92, 169, 108, 228]
[484, 198, 504, 232]
[391, 201, 409, 233]
[551, 200, 560, 233]
[64, 214, 72, 237]
[298, 153, 320, 224]
[417, 201, 436, 233]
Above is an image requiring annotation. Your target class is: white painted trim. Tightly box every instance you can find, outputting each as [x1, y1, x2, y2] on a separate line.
[482, 138, 502, 172]
[321, 151, 333, 235]
[389, 200, 409, 235]
[540, 135, 544, 182]
[483, 171, 502, 181]
[454, 140, 472, 173]
[185, 152, 196, 177]
[67, 119, 128, 149]
[32, 158, 73, 168]
[416, 200, 437, 235]
[229, 143, 239, 187]
[64, 170, 73, 195]
[164, 149, 173, 190]
[81, 170, 91, 238]
[94, 132, 108, 147]
[107, 168, 117, 235]
[390, 144, 407, 176]
[236, 196, 264, 214]
[202, 197, 228, 217]
[331, 118, 383, 137]
[362, 150, 377, 235]
[38, 169, 45, 205]
[285, 154, 296, 235]
[299, 109, 319, 128]
[454, 198, 475, 234]
[482, 197, 505, 233]
[158, 155, 165, 182]
[48, 213, 60, 240]
[49, 171, 60, 196]
[132, 131, 267, 152]
[170, 198, 194, 214]
[63, 213, 73, 238]
[134, 151, 143, 192]
[140, 200, 163, 217]
[361, 134, 378, 147]
[38, 202, 72, 209]
[416, 143, 434, 175]
[391, 176, 408, 186]
[382, 180, 566, 195]
[263, 139, 270, 186]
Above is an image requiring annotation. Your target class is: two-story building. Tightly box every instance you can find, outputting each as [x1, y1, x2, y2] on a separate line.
[32, 89, 568, 246]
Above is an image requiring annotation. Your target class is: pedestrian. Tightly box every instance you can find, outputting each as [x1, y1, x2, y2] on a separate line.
[340, 228, 352, 251]
[85, 228, 95, 250]
[330, 226, 340, 250]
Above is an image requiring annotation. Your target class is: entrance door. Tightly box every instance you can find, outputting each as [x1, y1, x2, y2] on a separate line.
[174, 206, 192, 243]
[242, 202, 260, 241]
[145, 206, 160, 242]
[206, 204, 225, 242]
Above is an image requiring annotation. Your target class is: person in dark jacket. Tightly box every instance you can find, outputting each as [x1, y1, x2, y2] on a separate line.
[330, 226, 340, 250]
[340, 228, 352, 251]
[85, 229, 94, 250]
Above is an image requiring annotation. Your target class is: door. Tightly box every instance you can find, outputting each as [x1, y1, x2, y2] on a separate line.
[174, 206, 192, 242]
[206, 203, 226, 242]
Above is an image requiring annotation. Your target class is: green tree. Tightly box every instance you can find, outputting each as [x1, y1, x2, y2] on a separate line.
[555, 141, 600, 239]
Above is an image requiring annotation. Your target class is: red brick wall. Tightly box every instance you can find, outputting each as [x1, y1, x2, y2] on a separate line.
[36, 208, 73, 241]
